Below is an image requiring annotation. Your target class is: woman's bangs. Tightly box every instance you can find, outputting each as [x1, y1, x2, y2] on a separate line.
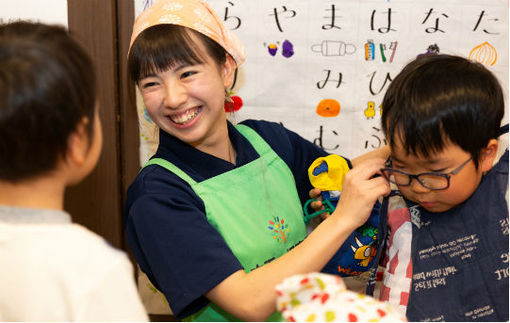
[130, 25, 206, 81]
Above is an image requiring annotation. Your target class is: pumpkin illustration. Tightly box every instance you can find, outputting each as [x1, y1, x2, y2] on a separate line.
[469, 42, 497, 66]
[316, 99, 340, 117]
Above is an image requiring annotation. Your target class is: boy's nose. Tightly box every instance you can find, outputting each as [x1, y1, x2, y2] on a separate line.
[163, 81, 187, 109]
[409, 178, 431, 193]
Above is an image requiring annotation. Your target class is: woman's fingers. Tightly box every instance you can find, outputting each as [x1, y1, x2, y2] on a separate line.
[310, 200, 324, 210]
[333, 158, 389, 228]
[309, 187, 322, 199]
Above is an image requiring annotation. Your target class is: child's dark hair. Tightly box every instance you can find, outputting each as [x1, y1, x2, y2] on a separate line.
[0, 21, 97, 182]
[128, 24, 227, 83]
[381, 54, 504, 168]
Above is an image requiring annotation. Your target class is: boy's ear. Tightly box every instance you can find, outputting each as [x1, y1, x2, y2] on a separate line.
[222, 54, 236, 88]
[479, 139, 499, 172]
[66, 117, 90, 167]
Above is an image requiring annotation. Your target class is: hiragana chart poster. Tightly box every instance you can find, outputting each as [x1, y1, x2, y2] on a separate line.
[134, 0, 508, 164]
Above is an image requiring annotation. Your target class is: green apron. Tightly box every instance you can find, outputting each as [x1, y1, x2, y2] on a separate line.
[144, 124, 307, 321]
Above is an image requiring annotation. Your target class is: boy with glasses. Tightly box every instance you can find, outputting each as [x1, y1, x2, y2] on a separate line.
[381, 156, 472, 193]
[369, 54, 508, 321]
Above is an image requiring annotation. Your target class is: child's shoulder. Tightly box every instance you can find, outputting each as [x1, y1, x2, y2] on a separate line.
[39, 222, 128, 266]
[493, 148, 508, 174]
[2, 214, 131, 281]
[45, 223, 133, 285]
[481, 148, 508, 202]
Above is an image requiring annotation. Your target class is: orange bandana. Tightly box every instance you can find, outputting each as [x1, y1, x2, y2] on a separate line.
[129, 0, 245, 67]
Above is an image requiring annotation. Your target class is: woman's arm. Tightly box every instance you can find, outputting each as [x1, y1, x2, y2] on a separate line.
[205, 158, 390, 321]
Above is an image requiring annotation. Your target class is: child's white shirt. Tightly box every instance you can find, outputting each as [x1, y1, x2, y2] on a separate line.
[0, 206, 148, 321]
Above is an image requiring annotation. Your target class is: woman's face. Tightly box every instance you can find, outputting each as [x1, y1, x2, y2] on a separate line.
[138, 35, 235, 150]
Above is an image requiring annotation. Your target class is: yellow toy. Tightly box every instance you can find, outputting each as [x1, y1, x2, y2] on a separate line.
[304, 155, 381, 277]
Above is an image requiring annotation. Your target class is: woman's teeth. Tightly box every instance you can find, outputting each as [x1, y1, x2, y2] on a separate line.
[170, 107, 201, 124]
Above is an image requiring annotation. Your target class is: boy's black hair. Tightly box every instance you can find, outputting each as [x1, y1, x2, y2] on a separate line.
[381, 54, 504, 168]
[0, 22, 97, 182]
[128, 24, 227, 83]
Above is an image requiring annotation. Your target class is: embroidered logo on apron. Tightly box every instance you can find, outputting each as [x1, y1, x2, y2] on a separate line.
[268, 216, 291, 243]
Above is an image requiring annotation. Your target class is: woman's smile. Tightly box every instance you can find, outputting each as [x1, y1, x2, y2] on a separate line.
[167, 106, 203, 127]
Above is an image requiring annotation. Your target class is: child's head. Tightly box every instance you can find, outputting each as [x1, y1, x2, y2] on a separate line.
[381, 54, 504, 212]
[0, 21, 100, 183]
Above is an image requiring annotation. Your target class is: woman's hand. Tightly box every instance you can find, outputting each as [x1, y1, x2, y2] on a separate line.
[206, 160, 389, 321]
[307, 188, 332, 225]
[332, 158, 390, 229]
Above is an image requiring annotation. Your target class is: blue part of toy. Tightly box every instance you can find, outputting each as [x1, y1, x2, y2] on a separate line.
[321, 200, 381, 277]
[312, 161, 328, 176]
[321, 191, 339, 206]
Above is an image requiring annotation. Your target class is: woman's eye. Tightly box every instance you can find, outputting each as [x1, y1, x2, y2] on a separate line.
[181, 71, 196, 79]
[141, 81, 158, 89]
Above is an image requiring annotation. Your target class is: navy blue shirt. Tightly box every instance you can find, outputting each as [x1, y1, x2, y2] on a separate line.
[124, 120, 333, 319]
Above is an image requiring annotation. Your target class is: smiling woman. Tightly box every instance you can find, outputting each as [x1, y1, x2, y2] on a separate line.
[132, 28, 235, 153]
[123, 0, 390, 321]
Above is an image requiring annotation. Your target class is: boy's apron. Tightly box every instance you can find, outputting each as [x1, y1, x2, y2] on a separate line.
[368, 150, 509, 321]
[406, 149, 509, 321]
[145, 124, 307, 321]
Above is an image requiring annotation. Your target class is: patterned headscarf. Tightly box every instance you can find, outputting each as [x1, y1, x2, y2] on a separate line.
[129, 0, 246, 67]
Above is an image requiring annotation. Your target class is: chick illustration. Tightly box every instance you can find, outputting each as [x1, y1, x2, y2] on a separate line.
[364, 101, 376, 119]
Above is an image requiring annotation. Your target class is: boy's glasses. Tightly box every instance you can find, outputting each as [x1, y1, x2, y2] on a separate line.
[380, 157, 472, 190]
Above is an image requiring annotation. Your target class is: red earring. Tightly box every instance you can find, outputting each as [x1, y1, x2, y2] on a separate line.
[224, 91, 243, 112]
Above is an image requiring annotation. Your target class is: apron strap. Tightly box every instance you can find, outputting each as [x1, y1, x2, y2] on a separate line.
[143, 158, 197, 186]
[235, 124, 272, 157]
[142, 124, 271, 186]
